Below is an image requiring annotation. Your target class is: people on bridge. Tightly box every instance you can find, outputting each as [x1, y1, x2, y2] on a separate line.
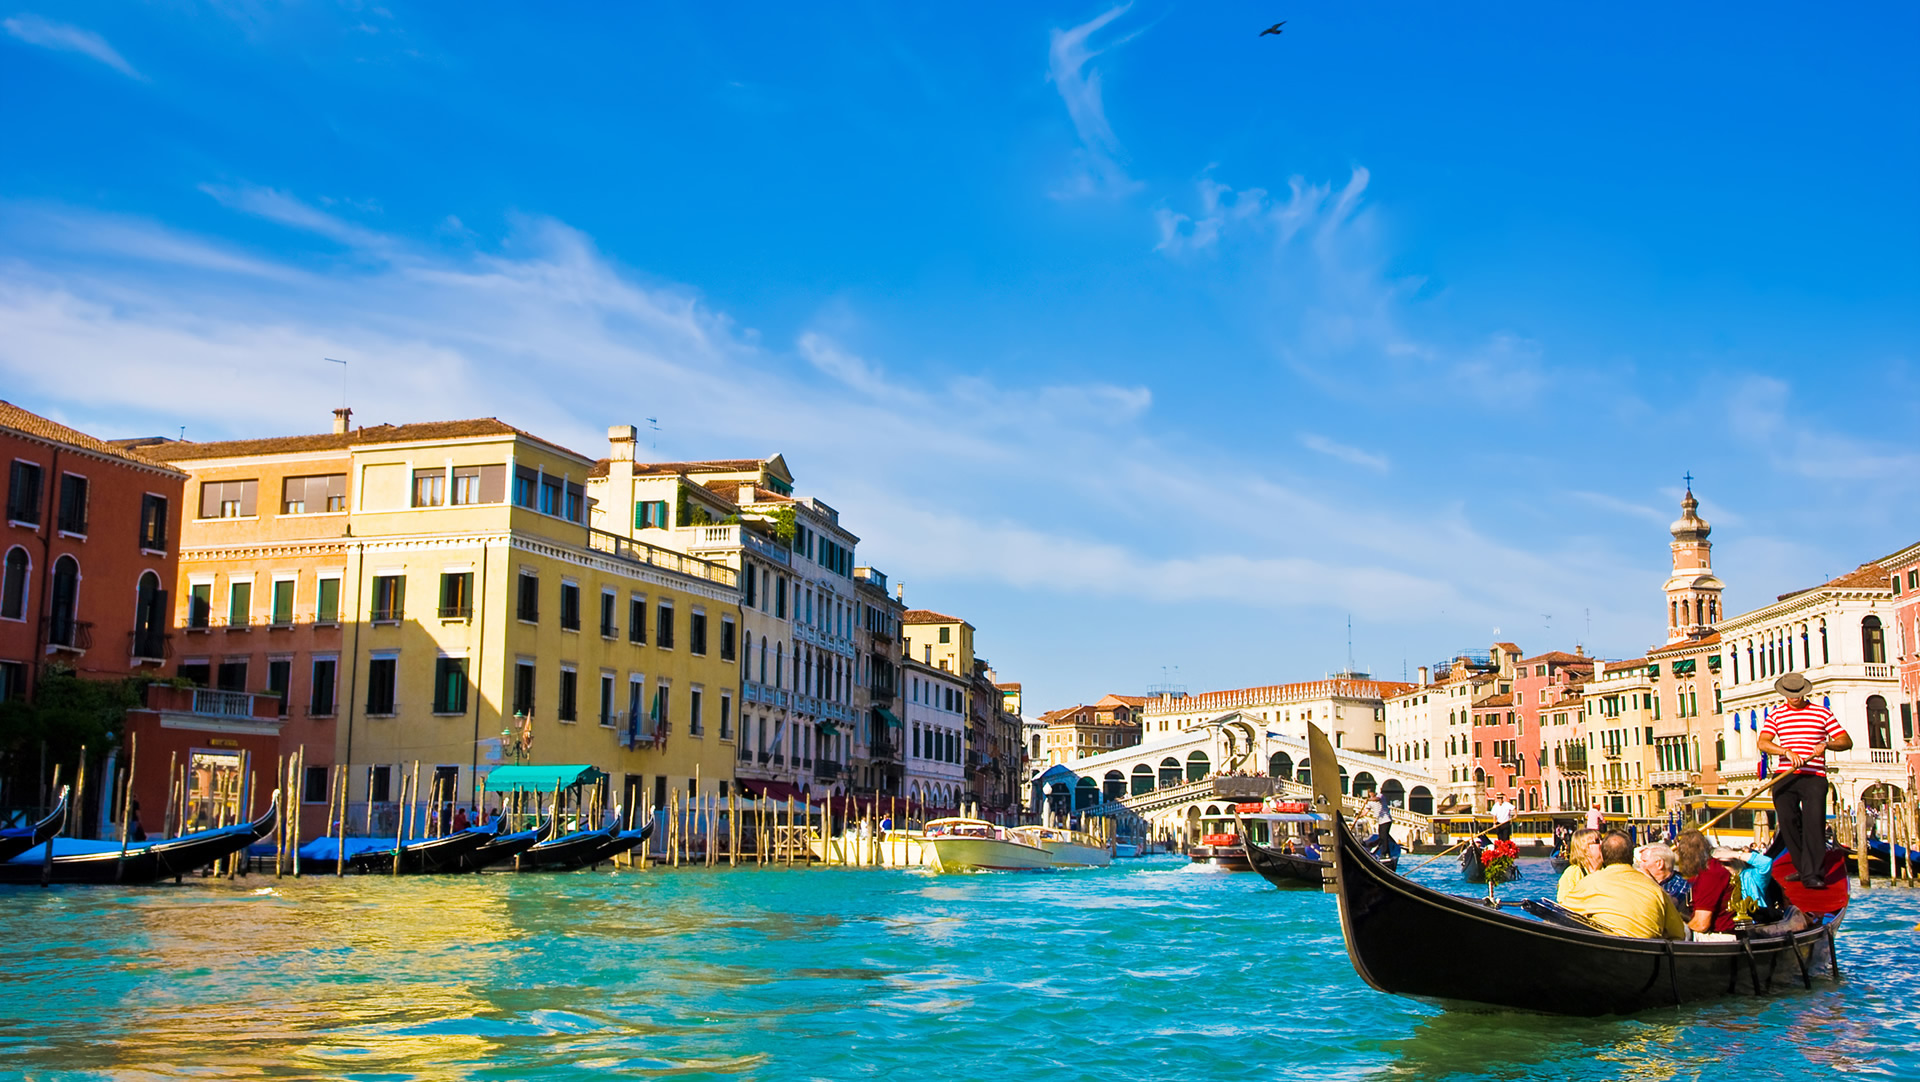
[1560, 831, 1686, 939]
[1755, 672, 1851, 890]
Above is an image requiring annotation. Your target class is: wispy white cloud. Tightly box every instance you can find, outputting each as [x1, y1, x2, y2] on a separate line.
[1728, 374, 1920, 483]
[1047, 4, 1143, 199]
[3, 14, 144, 80]
[199, 183, 392, 252]
[1568, 490, 1665, 524]
[1299, 433, 1388, 472]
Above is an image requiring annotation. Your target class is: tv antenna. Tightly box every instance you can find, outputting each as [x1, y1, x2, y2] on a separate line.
[645, 416, 661, 452]
[324, 357, 348, 408]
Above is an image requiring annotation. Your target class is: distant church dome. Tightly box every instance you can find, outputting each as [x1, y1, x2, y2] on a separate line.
[1670, 490, 1710, 542]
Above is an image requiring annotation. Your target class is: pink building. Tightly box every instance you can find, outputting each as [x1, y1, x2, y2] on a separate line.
[1884, 542, 1920, 794]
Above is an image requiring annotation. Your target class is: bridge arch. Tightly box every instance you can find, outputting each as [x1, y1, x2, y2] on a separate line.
[1131, 764, 1154, 795]
[1381, 778, 1405, 809]
[1159, 757, 1183, 789]
[1103, 770, 1126, 800]
[1338, 765, 1350, 795]
[1186, 750, 1211, 781]
[1269, 751, 1293, 779]
[1074, 777, 1101, 809]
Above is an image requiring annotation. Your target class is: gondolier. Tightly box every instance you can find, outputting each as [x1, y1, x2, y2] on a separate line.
[1755, 672, 1851, 890]
[1492, 796, 1516, 842]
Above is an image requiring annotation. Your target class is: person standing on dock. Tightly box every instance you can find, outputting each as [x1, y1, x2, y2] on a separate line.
[1586, 803, 1605, 832]
[1755, 672, 1851, 890]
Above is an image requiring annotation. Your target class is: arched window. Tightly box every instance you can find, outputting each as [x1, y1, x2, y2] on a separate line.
[1269, 752, 1293, 779]
[0, 547, 27, 620]
[1681, 599, 1691, 626]
[48, 555, 80, 648]
[1819, 620, 1829, 664]
[1075, 776, 1101, 809]
[132, 571, 166, 659]
[1351, 771, 1376, 796]
[775, 643, 784, 688]
[1103, 770, 1126, 800]
[1670, 600, 1677, 627]
[1867, 695, 1891, 750]
[1863, 616, 1886, 665]
[1801, 625, 1810, 669]
[1408, 785, 1434, 815]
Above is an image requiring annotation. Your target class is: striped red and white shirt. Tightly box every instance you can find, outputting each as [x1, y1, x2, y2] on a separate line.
[1760, 701, 1846, 776]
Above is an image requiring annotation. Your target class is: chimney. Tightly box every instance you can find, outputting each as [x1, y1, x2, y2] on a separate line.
[608, 424, 638, 462]
[738, 484, 756, 504]
[1417, 665, 1429, 685]
[332, 407, 352, 435]
[895, 583, 905, 604]
[1574, 644, 1585, 657]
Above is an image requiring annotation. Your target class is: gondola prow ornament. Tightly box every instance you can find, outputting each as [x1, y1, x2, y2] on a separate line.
[1306, 721, 1345, 893]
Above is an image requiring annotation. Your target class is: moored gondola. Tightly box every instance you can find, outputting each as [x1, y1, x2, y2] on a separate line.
[578, 814, 654, 868]
[0, 792, 280, 886]
[1308, 723, 1845, 1015]
[0, 787, 69, 864]
[333, 821, 501, 875]
[452, 816, 552, 872]
[1240, 810, 1397, 888]
[516, 813, 624, 871]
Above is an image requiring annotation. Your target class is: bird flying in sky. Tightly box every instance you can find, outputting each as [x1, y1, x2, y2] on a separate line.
[1260, 21, 1285, 37]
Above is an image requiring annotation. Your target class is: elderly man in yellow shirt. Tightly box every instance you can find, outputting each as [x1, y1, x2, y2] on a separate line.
[1560, 831, 1686, 939]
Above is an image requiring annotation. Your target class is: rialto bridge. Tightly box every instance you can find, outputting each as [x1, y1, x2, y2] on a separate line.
[1031, 710, 1444, 843]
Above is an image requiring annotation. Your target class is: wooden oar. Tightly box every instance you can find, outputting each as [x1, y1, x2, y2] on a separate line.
[1412, 823, 1499, 873]
[1696, 771, 1791, 835]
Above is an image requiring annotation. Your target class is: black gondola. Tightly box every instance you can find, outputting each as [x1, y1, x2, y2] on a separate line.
[0, 793, 279, 886]
[516, 813, 624, 871]
[1242, 811, 1397, 888]
[577, 815, 654, 868]
[345, 822, 499, 875]
[1306, 723, 1845, 1016]
[450, 816, 552, 872]
[0, 787, 69, 864]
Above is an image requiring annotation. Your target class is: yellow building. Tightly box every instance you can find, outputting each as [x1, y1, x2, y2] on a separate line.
[145, 411, 742, 832]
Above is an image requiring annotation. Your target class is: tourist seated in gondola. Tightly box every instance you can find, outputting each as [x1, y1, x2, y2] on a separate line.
[1672, 829, 1736, 935]
[1556, 828, 1601, 901]
[1559, 831, 1686, 939]
[1636, 842, 1691, 911]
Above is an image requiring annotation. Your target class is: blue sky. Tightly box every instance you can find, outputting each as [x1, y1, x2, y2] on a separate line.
[3, 3, 1917, 710]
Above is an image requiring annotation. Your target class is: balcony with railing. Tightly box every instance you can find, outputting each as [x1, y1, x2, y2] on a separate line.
[128, 630, 171, 663]
[143, 683, 282, 726]
[48, 618, 92, 652]
[675, 522, 791, 565]
[439, 605, 474, 622]
[815, 760, 840, 781]
[589, 527, 739, 586]
[1649, 769, 1693, 788]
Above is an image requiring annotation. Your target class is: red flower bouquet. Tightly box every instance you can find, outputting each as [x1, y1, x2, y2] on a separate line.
[1480, 839, 1520, 884]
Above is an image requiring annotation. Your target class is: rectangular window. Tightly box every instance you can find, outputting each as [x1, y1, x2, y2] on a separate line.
[720, 692, 733, 739]
[689, 687, 704, 735]
[139, 494, 169, 550]
[629, 595, 646, 644]
[281, 474, 346, 514]
[267, 658, 291, 716]
[433, 657, 468, 714]
[270, 579, 295, 626]
[775, 577, 787, 619]
[450, 464, 504, 506]
[412, 468, 447, 507]
[6, 461, 43, 525]
[513, 661, 535, 717]
[302, 765, 328, 804]
[370, 765, 392, 804]
[656, 602, 675, 649]
[938, 626, 950, 644]
[439, 572, 473, 619]
[600, 591, 618, 638]
[689, 610, 707, 656]
[599, 672, 616, 727]
[187, 583, 213, 629]
[310, 657, 337, 716]
[371, 575, 405, 622]
[744, 564, 757, 608]
[539, 475, 561, 516]
[720, 617, 736, 661]
[654, 682, 672, 733]
[564, 482, 585, 523]
[366, 657, 398, 714]
[198, 478, 258, 519]
[513, 466, 539, 509]
[628, 676, 645, 735]
[559, 581, 581, 631]
[634, 500, 669, 529]
[517, 572, 539, 622]
[316, 577, 341, 625]
[557, 667, 578, 722]
[227, 580, 252, 628]
[56, 473, 88, 534]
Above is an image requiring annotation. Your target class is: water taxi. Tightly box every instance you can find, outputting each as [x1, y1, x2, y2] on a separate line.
[1008, 825, 1113, 867]
[1189, 808, 1258, 870]
[923, 817, 1055, 872]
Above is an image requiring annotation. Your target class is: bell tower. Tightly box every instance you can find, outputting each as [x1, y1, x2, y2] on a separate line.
[1664, 478, 1724, 643]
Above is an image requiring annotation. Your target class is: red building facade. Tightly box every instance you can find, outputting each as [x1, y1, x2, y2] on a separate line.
[1, 401, 185, 700]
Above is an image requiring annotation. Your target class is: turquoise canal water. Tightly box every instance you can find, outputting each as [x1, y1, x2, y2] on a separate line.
[3, 855, 1917, 1080]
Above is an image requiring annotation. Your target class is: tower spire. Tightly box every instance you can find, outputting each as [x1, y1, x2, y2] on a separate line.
[1664, 481, 1724, 644]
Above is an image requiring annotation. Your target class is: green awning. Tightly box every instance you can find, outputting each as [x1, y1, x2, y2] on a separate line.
[482, 764, 608, 793]
[818, 721, 841, 737]
[876, 707, 904, 729]
[1673, 659, 1697, 675]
